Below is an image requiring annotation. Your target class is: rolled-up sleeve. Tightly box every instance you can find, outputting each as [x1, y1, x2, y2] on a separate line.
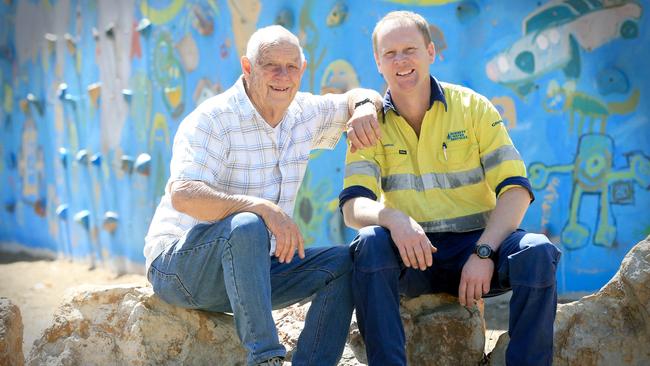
[474, 95, 534, 201]
[167, 111, 227, 192]
[339, 143, 382, 209]
[306, 93, 350, 150]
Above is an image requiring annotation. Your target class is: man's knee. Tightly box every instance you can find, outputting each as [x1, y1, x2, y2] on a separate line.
[225, 212, 270, 251]
[509, 235, 561, 288]
[326, 245, 354, 278]
[351, 226, 400, 272]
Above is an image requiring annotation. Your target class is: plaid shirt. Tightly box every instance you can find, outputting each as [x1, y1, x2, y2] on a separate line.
[144, 76, 349, 270]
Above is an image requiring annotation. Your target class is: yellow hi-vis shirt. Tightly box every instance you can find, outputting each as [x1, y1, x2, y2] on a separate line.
[340, 77, 533, 233]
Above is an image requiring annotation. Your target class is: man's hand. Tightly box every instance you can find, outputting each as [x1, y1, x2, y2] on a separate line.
[347, 103, 381, 153]
[388, 216, 437, 270]
[257, 201, 305, 263]
[458, 254, 494, 307]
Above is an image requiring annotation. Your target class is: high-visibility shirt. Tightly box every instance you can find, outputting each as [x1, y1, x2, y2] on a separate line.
[340, 76, 533, 233]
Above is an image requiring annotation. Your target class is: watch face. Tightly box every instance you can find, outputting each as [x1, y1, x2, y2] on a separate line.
[477, 245, 491, 258]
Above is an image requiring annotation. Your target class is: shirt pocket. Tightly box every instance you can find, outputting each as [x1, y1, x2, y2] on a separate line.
[438, 142, 480, 171]
[378, 147, 410, 176]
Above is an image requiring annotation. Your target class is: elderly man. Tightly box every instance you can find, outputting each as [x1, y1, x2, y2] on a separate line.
[144, 25, 382, 366]
[340, 11, 561, 366]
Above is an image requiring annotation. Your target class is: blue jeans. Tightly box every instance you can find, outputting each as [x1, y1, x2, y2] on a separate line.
[148, 212, 354, 366]
[350, 227, 561, 366]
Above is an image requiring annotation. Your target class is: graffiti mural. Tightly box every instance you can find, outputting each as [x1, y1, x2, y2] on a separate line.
[486, 0, 642, 96]
[529, 134, 650, 249]
[0, 0, 648, 294]
[543, 80, 639, 134]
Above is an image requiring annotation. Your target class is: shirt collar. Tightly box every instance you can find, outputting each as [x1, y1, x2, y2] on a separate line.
[234, 76, 258, 121]
[382, 75, 448, 115]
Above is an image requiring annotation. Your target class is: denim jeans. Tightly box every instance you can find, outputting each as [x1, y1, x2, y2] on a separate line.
[148, 212, 354, 366]
[350, 226, 561, 366]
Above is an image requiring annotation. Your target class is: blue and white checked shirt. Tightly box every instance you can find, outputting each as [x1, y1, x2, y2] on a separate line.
[144, 77, 349, 271]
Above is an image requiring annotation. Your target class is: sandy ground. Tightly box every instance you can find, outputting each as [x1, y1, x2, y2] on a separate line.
[0, 255, 514, 361]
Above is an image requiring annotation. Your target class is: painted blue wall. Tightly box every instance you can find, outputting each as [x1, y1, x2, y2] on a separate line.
[1, 0, 649, 293]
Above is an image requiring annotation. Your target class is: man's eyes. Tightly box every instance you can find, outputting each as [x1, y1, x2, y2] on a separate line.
[263, 63, 298, 70]
[384, 48, 417, 57]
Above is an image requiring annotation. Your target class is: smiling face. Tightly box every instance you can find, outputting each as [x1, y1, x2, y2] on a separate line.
[374, 20, 435, 97]
[242, 40, 306, 115]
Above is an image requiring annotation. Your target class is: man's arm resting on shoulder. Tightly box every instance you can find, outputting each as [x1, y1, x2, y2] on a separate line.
[342, 197, 436, 270]
[343, 88, 384, 152]
[458, 186, 531, 306]
[170, 180, 304, 263]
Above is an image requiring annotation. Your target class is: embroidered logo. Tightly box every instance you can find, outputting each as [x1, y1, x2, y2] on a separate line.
[446, 130, 467, 141]
[491, 120, 503, 127]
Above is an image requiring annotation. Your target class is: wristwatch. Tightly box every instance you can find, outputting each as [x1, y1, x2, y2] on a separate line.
[474, 244, 496, 261]
[354, 98, 373, 109]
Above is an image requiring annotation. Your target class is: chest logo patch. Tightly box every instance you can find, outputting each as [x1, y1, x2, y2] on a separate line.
[447, 130, 468, 141]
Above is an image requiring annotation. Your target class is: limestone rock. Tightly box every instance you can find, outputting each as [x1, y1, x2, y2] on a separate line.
[0, 297, 24, 366]
[491, 237, 650, 366]
[27, 284, 247, 365]
[274, 301, 309, 361]
[349, 293, 486, 365]
[273, 301, 362, 365]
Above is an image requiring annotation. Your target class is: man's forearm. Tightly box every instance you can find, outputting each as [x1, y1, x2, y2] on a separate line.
[477, 187, 531, 250]
[170, 180, 271, 222]
[342, 197, 408, 231]
[345, 88, 383, 116]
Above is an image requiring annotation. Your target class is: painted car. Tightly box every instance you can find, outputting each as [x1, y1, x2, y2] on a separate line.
[486, 0, 642, 94]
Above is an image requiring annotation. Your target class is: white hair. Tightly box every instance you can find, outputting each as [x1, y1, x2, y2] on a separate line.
[245, 25, 305, 65]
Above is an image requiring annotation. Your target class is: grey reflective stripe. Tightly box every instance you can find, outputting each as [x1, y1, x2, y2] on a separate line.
[382, 167, 484, 192]
[419, 211, 491, 233]
[345, 161, 380, 180]
[481, 145, 522, 172]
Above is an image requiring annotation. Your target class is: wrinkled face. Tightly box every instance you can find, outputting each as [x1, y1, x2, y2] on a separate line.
[374, 22, 435, 94]
[242, 41, 306, 110]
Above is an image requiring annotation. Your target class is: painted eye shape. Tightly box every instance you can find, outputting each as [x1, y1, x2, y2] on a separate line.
[515, 51, 535, 74]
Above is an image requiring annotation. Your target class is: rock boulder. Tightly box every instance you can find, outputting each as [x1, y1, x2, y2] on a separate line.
[27, 285, 362, 365]
[27, 285, 247, 365]
[0, 297, 24, 366]
[349, 293, 486, 365]
[491, 237, 650, 366]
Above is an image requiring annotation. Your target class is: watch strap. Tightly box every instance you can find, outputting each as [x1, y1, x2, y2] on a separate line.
[354, 98, 373, 109]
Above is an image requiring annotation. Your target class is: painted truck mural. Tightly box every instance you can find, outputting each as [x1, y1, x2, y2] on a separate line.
[1, 0, 648, 294]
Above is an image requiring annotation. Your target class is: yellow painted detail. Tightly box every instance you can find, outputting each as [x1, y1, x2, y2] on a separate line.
[140, 0, 185, 25]
[3, 84, 12, 113]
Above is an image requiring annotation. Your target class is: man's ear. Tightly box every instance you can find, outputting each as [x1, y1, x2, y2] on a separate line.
[298, 59, 307, 78]
[428, 42, 436, 64]
[374, 52, 381, 73]
[241, 56, 252, 76]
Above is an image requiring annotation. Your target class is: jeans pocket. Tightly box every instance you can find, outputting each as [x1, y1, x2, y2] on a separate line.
[149, 266, 197, 307]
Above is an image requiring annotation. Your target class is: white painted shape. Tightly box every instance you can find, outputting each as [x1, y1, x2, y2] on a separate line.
[536, 34, 549, 50]
[497, 55, 509, 73]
